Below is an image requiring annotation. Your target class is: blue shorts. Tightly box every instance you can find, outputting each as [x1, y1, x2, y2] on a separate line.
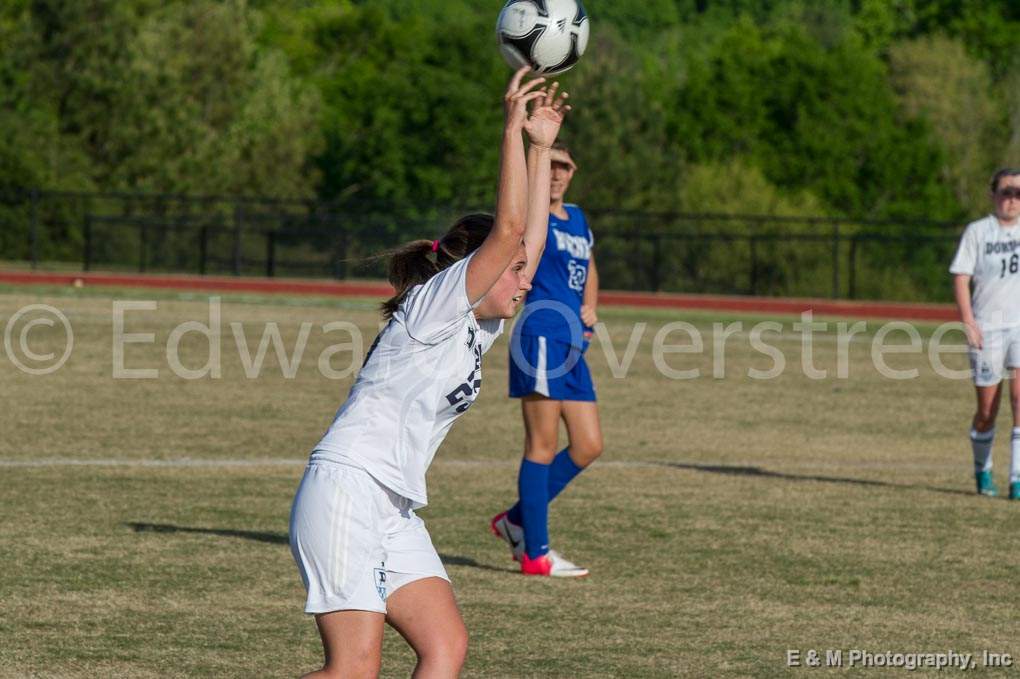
[508, 334, 596, 401]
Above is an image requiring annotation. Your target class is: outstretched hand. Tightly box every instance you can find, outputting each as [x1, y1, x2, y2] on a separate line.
[523, 80, 570, 149]
[503, 66, 571, 147]
[504, 66, 547, 131]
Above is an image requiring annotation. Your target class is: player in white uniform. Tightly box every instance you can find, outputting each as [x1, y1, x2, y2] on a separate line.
[288, 67, 570, 679]
[950, 168, 1020, 498]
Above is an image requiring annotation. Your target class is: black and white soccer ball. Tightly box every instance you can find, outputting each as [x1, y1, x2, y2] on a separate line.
[496, 0, 590, 76]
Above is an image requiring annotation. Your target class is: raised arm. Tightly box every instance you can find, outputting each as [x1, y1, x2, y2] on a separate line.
[467, 70, 569, 302]
[522, 144, 552, 281]
[466, 68, 548, 304]
[522, 83, 569, 281]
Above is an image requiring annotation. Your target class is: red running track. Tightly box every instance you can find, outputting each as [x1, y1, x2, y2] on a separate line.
[0, 269, 959, 322]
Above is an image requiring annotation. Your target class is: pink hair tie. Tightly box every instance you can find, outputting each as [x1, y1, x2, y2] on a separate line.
[431, 239, 440, 253]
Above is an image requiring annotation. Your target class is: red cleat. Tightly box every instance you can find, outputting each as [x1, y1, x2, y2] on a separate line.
[520, 550, 589, 577]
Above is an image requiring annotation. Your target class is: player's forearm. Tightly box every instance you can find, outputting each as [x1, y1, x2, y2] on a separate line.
[953, 275, 976, 324]
[524, 144, 552, 268]
[493, 129, 528, 241]
[583, 255, 599, 308]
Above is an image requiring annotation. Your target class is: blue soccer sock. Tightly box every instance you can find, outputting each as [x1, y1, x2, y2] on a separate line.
[506, 502, 523, 526]
[547, 447, 584, 503]
[506, 448, 585, 541]
[514, 459, 550, 559]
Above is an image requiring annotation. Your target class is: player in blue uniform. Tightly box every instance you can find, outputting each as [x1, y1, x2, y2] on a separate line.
[490, 141, 602, 577]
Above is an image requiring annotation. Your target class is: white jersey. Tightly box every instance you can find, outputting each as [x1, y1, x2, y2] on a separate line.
[950, 215, 1020, 330]
[313, 254, 504, 507]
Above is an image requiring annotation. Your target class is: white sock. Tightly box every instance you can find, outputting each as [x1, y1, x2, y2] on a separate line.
[972, 427, 995, 474]
[1011, 428, 1020, 483]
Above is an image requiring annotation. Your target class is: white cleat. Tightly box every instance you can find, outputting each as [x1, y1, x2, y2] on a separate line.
[490, 511, 525, 562]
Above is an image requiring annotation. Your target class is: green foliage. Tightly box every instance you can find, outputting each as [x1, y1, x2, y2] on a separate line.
[672, 17, 959, 220]
[587, 0, 680, 37]
[6, 0, 320, 197]
[677, 161, 830, 296]
[888, 35, 1000, 214]
[0, 0, 1016, 301]
[910, 0, 1020, 79]
[850, 0, 917, 51]
[0, 4, 92, 193]
[559, 23, 683, 213]
[1004, 69, 1020, 168]
[308, 5, 507, 209]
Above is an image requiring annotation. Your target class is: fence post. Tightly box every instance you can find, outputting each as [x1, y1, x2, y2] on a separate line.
[848, 237, 859, 300]
[83, 215, 93, 272]
[266, 231, 276, 278]
[232, 205, 243, 276]
[650, 235, 662, 292]
[138, 220, 147, 273]
[336, 217, 348, 280]
[749, 236, 758, 296]
[29, 188, 39, 270]
[831, 222, 840, 299]
[199, 225, 208, 275]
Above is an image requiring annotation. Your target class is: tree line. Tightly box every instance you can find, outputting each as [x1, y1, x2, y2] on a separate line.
[0, 0, 1017, 299]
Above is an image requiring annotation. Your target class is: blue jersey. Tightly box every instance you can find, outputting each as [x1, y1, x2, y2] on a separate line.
[517, 204, 593, 348]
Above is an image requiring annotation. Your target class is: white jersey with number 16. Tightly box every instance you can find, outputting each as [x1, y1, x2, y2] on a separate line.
[950, 215, 1020, 330]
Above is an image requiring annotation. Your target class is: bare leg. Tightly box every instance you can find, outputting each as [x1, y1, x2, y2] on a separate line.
[386, 577, 468, 679]
[521, 395, 562, 463]
[1007, 370, 1020, 495]
[1010, 370, 1020, 425]
[973, 383, 1003, 432]
[560, 400, 603, 468]
[302, 610, 385, 679]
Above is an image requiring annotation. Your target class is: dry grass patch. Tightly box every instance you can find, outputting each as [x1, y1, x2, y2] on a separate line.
[2, 288, 1018, 677]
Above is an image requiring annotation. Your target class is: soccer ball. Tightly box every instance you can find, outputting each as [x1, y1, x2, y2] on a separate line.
[496, 0, 590, 76]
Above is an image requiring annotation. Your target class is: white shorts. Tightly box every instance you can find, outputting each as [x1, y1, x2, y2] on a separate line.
[970, 326, 1020, 386]
[289, 457, 448, 615]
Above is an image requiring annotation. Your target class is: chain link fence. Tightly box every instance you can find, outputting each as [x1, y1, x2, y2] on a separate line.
[0, 189, 962, 301]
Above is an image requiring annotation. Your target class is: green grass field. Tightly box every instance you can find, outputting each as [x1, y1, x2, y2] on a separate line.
[3, 285, 1020, 678]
